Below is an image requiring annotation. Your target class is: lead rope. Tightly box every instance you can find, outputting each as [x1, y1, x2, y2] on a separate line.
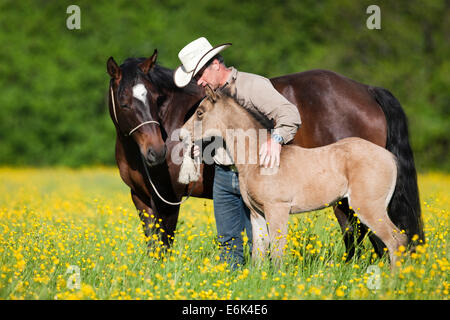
[110, 83, 199, 206]
[141, 153, 199, 206]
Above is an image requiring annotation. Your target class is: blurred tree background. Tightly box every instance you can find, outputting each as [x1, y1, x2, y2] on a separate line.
[0, 0, 448, 170]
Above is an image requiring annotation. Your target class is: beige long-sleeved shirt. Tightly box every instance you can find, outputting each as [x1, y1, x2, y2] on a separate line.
[213, 67, 302, 165]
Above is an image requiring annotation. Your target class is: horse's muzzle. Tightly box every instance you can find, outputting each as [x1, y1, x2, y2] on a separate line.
[145, 144, 167, 167]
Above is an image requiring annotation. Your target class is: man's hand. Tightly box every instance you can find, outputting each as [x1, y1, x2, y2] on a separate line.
[192, 144, 201, 157]
[259, 137, 282, 168]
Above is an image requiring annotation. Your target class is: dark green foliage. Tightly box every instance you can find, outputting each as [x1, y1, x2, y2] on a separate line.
[0, 0, 448, 169]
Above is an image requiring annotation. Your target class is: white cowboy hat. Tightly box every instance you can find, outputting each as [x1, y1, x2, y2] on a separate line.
[173, 37, 231, 88]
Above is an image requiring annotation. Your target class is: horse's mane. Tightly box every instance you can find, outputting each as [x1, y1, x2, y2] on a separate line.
[119, 57, 200, 97]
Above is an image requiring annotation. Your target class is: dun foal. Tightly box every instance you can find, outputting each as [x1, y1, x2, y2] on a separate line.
[180, 86, 407, 267]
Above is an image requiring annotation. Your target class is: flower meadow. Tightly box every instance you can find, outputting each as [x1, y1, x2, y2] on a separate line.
[0, 167, 448, 300]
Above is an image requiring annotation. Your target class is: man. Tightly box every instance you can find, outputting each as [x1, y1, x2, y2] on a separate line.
[174, 37, 301, 267]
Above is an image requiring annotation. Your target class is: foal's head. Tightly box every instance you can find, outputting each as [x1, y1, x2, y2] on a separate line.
[107, 50, 167, 167]
[181, 85, 263, 144]
[180, 86, 234, 142]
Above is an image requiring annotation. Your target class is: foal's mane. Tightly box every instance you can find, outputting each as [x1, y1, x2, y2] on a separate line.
[219, 86, 274, 130]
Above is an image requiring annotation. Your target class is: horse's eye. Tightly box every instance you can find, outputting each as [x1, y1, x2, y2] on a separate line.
[197, 110, 203, 117]
[120, 104, 128, 109]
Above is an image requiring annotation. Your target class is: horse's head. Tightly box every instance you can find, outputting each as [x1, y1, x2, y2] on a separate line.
[107, 50, 167, 167]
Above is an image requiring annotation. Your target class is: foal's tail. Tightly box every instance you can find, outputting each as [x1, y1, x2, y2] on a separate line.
[368, 86, 424, 249]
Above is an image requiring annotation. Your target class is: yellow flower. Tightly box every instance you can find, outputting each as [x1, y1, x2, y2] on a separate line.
[80, 284, 97, 299]
[335, 288, 345, 297]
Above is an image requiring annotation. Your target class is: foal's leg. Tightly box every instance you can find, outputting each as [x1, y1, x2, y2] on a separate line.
[250, 211, 270, 263]
[334, 198, 386, 261]
[351, 202, 407, 268]
[265, 204, 290, 266]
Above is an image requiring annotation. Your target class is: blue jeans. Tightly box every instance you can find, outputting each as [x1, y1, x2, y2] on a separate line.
[213, 164, 253, 268]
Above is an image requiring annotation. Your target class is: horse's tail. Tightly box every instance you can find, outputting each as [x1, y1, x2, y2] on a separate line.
[368, 86, 425, 249]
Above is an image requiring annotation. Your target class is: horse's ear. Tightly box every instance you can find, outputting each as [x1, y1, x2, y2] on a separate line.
[107, 56, 121, 79]
[205, 85, 217, 102]
[138, 49, 158, 74]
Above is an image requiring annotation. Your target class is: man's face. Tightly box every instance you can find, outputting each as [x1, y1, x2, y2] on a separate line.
[194, 60, 221, 89]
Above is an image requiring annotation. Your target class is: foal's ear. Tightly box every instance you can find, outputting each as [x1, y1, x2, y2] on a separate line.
[205, 85, 217, 102]
[107, 56, 121, 79]
[138, 49, 158, 74]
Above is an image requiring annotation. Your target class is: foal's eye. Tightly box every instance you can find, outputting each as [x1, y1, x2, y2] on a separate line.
[197, 110, 204, 117]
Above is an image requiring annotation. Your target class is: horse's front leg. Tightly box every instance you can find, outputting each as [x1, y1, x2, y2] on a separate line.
[131, 190, 181, 248]
[131, 190, 160, 248]
[154, 201, 181, 247]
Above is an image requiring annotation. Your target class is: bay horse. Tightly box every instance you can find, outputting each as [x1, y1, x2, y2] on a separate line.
[106, 50, 423, 258]
[180, 86, 407, 267]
